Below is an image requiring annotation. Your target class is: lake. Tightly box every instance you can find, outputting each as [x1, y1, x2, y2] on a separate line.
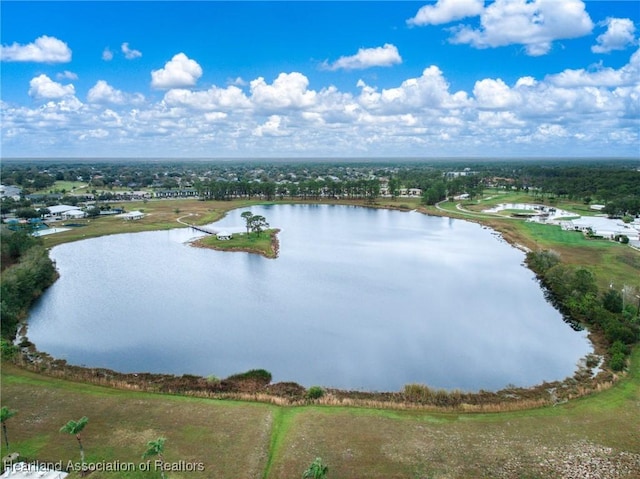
[26, 204, 592, 392]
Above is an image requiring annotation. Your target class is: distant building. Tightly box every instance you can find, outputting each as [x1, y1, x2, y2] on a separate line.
[216, 231, 232, 240]
[0, 185, 21, 200]
[122, 211, 145, 221]
[46, 205, 85, 220]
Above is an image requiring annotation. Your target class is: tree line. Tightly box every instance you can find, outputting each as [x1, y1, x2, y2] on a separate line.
[527, 250, 639, 371]
[0, 229, 58, 339]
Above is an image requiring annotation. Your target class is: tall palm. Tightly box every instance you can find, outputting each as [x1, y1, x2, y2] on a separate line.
[0, 407, 17, 450]
[143, 437, 167, 479]
[302, 457, 328, 479]
[60, 416, 88, 463]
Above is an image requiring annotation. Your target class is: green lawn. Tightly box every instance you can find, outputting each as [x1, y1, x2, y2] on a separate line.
[197, 229, 279, 258]
[34, 181, 88, 195]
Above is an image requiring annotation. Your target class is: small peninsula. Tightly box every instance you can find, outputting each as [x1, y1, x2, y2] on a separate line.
[193, 228, 280, 259]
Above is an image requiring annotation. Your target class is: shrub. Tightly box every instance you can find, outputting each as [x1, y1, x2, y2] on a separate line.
[306, 386, 324, 400]
[226, 368, 272, 384]
[610, 352, 626, 372]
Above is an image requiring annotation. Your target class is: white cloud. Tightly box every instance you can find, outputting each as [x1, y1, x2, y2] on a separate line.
[1, 35, 71, 63]
[473, 78, 521, 109]
[250, 72, 317, 109]
[87, 81, 126, 104]
[56, 70, 78, 81]
[592, 18, 636, 54]
[323, 44, 402, 71]
[121, 42, 142, 59]
[163, 85, 251, 110]
[28, 74, 75, 99]
[102, 47, 113, 61]
[450, 0, 594, 56]
[253, 115, 290, 137]
[407, 0, 484, 26]
[151, 53, 203, 89]
[3, 48, 639, 157]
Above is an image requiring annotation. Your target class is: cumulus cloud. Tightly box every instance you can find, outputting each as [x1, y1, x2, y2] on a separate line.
[87, 81, 126, 104]
[253, 115, 290, 137]
[450, 0, 594, 56]
[592, 18, 636, 53]
[28, 74, 75, 99]
[407, 0, 483, 26]
[1, 35, 71, 62]
[3, 47, 639, 157]
[102, 47, 113, 61]
[121, 42, 142, 59]
[151, 53, 202, 89]
[250, 72, 317, 109]
[323, 44, 402, 70]
[163, 85, 251, 110]
[357, 65, 469, 113]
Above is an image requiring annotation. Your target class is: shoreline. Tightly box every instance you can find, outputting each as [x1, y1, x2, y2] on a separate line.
[6, 200, 622, 411]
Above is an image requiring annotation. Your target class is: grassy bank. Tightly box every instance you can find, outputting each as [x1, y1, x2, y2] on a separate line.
[2, 348, 639, 478]
[195, 229, 280, 259]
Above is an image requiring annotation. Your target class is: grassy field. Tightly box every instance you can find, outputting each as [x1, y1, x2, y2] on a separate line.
[1, 348, 639, 478]
[197, 229, 279, 258]
[33, 181, 89, 195]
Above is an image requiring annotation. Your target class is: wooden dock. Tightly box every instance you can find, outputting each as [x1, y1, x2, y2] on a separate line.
[176, 215, 218, 235]
[188, 224, 218, 235]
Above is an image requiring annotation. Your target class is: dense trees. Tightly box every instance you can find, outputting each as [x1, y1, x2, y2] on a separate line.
[527, 250, 639, 371]
[0, 229, 57, 339]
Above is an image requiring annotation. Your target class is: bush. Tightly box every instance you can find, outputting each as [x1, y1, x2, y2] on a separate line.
[306, 386, 324, 400]
[226, 368, 272, 384]
[610, 352, 626, 372]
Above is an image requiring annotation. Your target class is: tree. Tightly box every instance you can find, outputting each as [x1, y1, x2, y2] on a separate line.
[249, 214, 269, 236]
[143, 437, 167, 479]
[603, 289, 624, 314]
[60, 416, 89, 464]
[241, 211, 253, 234]
[0, 406, 17, 450]
[302, 457, 328, 479]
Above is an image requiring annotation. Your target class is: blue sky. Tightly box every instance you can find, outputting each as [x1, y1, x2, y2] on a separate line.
[1, 0, 639, 158]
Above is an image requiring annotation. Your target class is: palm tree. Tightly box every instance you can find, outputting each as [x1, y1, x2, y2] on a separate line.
[60, 416, 88, 463]
[143, 437, 167, 479]
[0, 407, 17, 450]
[302, 457, 328, 479]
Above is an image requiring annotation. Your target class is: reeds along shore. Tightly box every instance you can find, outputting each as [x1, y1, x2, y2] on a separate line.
[5, 342, 618, 413]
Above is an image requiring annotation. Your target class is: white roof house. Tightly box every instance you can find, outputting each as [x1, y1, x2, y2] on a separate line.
[567, 217, 640, 240]
[62, 209, 86, 219]
[122, 210, 145, 220]
[216, 231, 232, 240]
[1, 462, 68, 479]
[47, 205, 79, 215]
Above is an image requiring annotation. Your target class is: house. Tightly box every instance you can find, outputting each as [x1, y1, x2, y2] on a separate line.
[62, 209, 87, 220]
[216, 231, 232, 240]
[122, 211, 144, 220]
[0, 462, 68, 479]
[46, 205, 85, 220]
[0, 185, 21, 200]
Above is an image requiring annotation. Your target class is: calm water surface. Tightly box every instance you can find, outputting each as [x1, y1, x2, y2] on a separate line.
[27, 205, 591, 391]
